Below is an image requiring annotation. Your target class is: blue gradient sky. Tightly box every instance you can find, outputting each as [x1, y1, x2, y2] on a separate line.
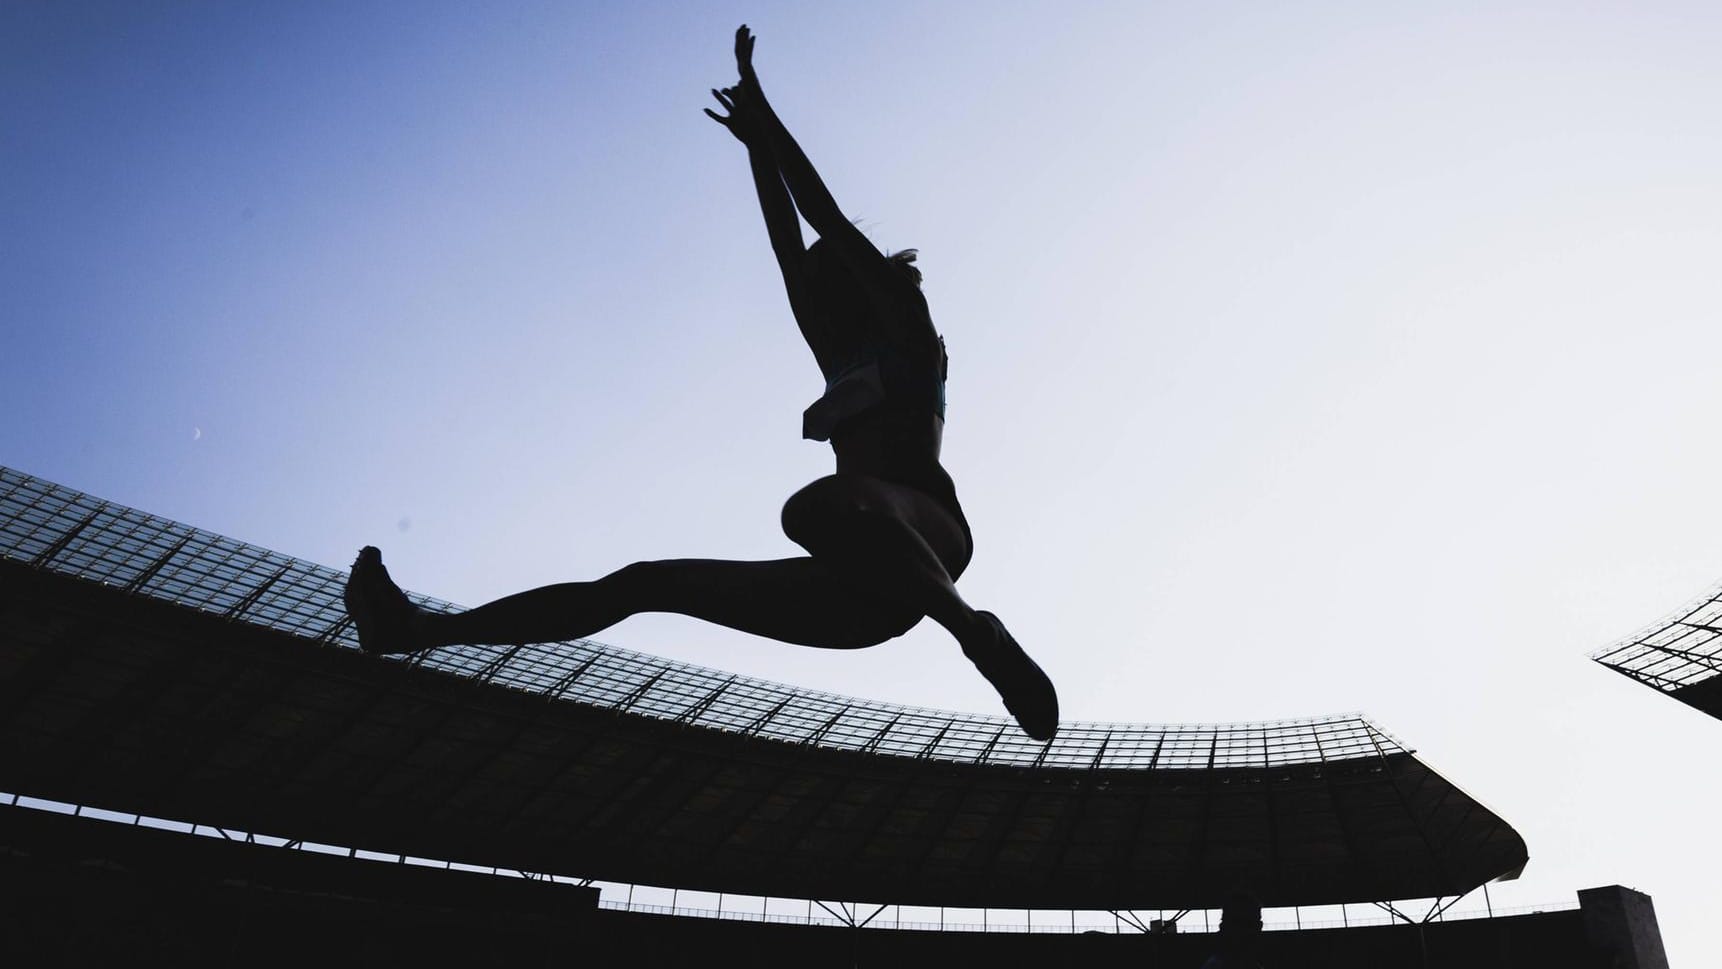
[6, 1, 1722, 958]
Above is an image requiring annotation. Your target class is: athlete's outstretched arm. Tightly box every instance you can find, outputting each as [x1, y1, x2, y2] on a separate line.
[729, 26, 905, 296]
[707, 87, 811, 319]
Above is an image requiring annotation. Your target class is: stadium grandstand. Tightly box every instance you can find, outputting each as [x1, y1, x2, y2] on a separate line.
[0, 466, 1667, 966]
[1592, 577, 1722, 722]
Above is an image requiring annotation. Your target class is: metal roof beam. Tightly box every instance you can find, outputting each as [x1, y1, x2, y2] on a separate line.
[122, 536, 190, 595]
[314, 615, 353, 647]
[975, 725, 1007, 765]
[674, 676, 735, 725]
[749, 696, 794, 738]
[1372, 899, 1416, 925]
[223, 565, 291, 621]
[797, 704, 843, 744]
[1617, 642, 1722, 674]
[1110, 910, 1149, 933]
[475, 643, 530, 683]
[855, 903, 889, 929]
[813, 900, 853, 927]
[546, 654, 599, 699]
[28, 505, 105, 568]
[915, 722, 949, 759]
[859, 715, 900, 754]
[611, 670, 666, 714]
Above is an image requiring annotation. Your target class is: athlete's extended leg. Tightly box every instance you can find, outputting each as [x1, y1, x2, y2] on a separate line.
[345, 475, 1057, 739]
[344, 548, 921, 656]
[780, 475, 1058, 739]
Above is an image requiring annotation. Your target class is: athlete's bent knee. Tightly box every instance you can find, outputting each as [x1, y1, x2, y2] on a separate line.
[781, 476, 882, 549]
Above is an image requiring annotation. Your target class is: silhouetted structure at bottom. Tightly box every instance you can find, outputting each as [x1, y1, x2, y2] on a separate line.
[0, 467, 1670, 966]
[0, 809, 1667, 969]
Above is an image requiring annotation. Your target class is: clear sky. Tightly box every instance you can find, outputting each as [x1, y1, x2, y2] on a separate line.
[5, 0, 1722, 960]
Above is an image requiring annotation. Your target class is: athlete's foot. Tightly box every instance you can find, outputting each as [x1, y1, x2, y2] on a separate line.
[963, 610, 1059, 742]
[343, 546, 427, 655]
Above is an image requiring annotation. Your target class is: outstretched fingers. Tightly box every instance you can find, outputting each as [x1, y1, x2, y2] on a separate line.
[706, 86, 764, 144]
[705, 88, 742, 139]
[735, 24, 757, 82]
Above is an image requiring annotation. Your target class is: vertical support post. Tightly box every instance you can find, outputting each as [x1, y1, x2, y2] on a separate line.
[1484, 883, 1494, 917]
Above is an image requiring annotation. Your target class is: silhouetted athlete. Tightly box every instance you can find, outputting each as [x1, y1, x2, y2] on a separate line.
[344, 26, 1058, 740]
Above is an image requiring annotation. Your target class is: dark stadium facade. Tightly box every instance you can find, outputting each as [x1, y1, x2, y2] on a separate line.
[0, 467, 1668, 967]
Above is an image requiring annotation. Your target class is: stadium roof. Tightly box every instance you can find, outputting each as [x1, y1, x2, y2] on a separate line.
[1592, 578, 1722, 720]
[0, 466, 1527, 909]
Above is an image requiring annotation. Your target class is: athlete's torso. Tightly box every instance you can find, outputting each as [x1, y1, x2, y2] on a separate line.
[796, 260, 962, 527]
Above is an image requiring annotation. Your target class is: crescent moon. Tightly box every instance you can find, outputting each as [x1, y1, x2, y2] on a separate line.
[192, 427, 202, 441]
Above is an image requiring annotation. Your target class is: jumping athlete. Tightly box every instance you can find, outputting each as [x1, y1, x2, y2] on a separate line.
[343, 26, 1058, 740]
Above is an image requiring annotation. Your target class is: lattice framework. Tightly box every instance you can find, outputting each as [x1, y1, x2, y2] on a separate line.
[1592, 581, 1722, 694]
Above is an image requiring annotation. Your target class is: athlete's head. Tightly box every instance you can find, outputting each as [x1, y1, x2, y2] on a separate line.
[886, 248, 922, 288]
[805, 237, 922, 293]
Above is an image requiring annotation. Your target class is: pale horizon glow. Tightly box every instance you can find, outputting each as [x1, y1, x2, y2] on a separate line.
[5, 2, 1722, 961]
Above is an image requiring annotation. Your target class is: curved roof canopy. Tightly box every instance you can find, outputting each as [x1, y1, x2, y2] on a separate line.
[1592, 578, 1722, 720]
[0, 467, 1526, 909]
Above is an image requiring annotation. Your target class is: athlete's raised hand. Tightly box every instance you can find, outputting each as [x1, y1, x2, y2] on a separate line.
[734, 24, 759, 90]
[704, 85, 762, 144]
